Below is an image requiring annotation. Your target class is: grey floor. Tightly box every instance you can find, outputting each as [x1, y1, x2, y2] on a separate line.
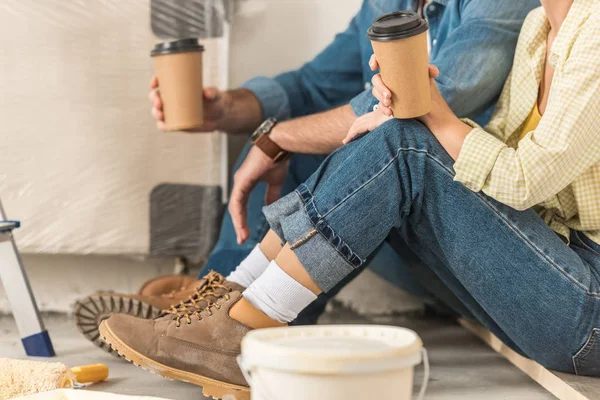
[1, 304, 553, 400]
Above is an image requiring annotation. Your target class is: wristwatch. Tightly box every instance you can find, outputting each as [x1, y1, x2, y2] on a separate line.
[251, 118, 291, 162]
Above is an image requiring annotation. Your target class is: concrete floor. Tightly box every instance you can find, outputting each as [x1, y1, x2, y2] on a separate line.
[1, 304, 553, 400]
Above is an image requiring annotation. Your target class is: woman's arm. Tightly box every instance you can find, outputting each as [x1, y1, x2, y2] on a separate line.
[418, 66, 472, 160]
[423, 22, 600, 210]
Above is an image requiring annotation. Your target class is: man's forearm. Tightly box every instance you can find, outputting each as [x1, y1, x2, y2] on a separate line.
[219, 89, 264, 135]
[269, 105, 356, 154]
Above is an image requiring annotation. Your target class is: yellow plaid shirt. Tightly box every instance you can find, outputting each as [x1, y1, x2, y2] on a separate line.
[454, 0, 600, 244]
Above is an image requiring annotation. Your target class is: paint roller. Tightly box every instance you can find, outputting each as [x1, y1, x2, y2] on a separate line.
[0, 358, 108, 399]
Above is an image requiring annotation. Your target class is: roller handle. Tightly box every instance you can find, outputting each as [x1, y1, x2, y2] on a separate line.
[60, 364, 109, 388]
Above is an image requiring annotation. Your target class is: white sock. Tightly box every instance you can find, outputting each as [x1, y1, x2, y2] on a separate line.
[243, 261, 318, 323]
[226, 245, 270, 288]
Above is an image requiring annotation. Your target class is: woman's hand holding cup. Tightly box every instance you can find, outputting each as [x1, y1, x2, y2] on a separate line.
[369, 55, 394, 117]
[369, 55, 443, 122]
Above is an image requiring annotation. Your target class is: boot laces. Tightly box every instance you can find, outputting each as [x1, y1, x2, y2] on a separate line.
[160, 271, 232, 326]
[174, 292, 232, 328]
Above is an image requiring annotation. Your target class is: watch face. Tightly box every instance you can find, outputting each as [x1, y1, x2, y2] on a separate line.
[251, 118, 276, 142]
[250, 128, 262, 142]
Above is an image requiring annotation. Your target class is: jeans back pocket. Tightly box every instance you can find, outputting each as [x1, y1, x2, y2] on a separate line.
[573, 328, 600, 376]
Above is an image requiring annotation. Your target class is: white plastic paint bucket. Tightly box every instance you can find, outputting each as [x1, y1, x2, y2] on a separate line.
[237, 325, 429, 400]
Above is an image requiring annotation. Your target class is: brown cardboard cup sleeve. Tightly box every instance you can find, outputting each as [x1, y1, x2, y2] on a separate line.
[151, 39, 204, 132]
[368, 11, 431, 119]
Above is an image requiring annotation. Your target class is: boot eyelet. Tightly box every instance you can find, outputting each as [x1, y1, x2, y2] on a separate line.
[186, 321, 192, 326]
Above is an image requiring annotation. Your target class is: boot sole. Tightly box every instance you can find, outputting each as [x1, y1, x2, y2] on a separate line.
[99, 321, 250, 400]
[74, 294, 161, 356]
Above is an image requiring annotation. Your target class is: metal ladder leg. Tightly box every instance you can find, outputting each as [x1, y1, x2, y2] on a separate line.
[0, 199, 55, 356]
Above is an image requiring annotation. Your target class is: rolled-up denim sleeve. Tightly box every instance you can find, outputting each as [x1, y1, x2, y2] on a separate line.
[242, 76, 292, 121]
[431, 0, 539, 125]
[242, 1, 368, 121]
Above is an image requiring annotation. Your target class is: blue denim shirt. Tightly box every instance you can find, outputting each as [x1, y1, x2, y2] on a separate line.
[242, 0, 539, 127]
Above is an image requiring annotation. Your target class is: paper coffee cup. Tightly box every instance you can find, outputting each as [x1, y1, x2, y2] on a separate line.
[368, 11, 430, 119]
[151, 38, 204, 132]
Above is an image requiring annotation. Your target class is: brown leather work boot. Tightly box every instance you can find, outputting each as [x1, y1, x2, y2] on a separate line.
[99, 291, 284, 400]
[138, 274, 197, 297]
[74, 271, 242, 355]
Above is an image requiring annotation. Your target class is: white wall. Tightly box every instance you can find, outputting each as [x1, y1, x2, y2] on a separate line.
[230, 0, 363, 87]
[0, 0, 367, 314]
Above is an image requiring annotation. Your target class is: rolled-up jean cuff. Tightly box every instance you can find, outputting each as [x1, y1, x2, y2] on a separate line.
[263, 185, 364, 292]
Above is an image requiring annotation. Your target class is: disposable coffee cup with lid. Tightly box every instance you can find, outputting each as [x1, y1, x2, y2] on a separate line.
[368, 11, 431, 119]
[151, 38, 205, 132]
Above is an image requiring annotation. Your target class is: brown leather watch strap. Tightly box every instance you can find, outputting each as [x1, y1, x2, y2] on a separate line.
[254, 133, 290, 162]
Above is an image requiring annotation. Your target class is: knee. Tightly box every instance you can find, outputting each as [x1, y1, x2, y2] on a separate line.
[366, 119, 439, 150]
[360, 118, 450, 164]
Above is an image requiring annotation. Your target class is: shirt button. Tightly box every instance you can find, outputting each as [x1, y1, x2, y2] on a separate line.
[428, 4, 436, 12]
[373, 104, 380, 111]
[549, 53, 559, 67]
[432, 39, 438, 46]
[364, 82, 372, 91]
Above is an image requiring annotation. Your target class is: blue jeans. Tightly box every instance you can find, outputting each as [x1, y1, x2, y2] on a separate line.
[201, 142, 429, 324]
[263, 119, 600, 376]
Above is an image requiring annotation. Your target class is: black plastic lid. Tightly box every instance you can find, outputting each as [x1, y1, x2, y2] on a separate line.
[151, 38, 204, 57]
[368, 11, 429, 41]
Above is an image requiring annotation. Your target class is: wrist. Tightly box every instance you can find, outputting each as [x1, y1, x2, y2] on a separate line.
[422, 110, 457, 134]
[429, 114, 471, 146]
[220, 89, 263, 134]
[252, 119, 292, 162]
[268, 124, 287, 151]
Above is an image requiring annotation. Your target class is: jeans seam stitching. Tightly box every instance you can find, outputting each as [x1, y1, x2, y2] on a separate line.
[318, 220, 364, 266]
[572, 328, 600, 375]
[313, 145, 598, 297]
[575, 231, 600, 257]
[322, 147, 454, 219]
[479, 197, 600, 297]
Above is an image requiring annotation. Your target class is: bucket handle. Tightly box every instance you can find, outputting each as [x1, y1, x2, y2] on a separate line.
[237, 347, 430, 400]
[417, 348, 429, 400]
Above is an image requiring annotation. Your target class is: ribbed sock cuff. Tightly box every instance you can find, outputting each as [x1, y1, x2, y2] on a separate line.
[226, 245, 269, 288]
[244, 261, 318, 323]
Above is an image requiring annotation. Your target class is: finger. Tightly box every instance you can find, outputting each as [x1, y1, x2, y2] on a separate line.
[429, 65, 440, 79]
[265, 183, 282, 206]
[371, 75, 391, 100]
[229, 187, 250, 244]
[150, 76, 158, 89]
[151, 107, 164, 121]
[342, 125, 358, 144]
[371, 87, 384, 104]
[343, 122, 361, 144]
[154, 91, 163, 110]
[156, 120, 166, 131]
[343, 119, 367, 144]
[204, 87, 221, 101]
[342, 130, 359, 145]
[371, 88, 391, 108]
[150, 91, 163, 110]
[369, 54, 379, 71]
[379, 103, 393, 117]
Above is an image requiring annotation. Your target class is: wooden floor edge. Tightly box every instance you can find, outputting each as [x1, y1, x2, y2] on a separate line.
[459, 319, 589, 400]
